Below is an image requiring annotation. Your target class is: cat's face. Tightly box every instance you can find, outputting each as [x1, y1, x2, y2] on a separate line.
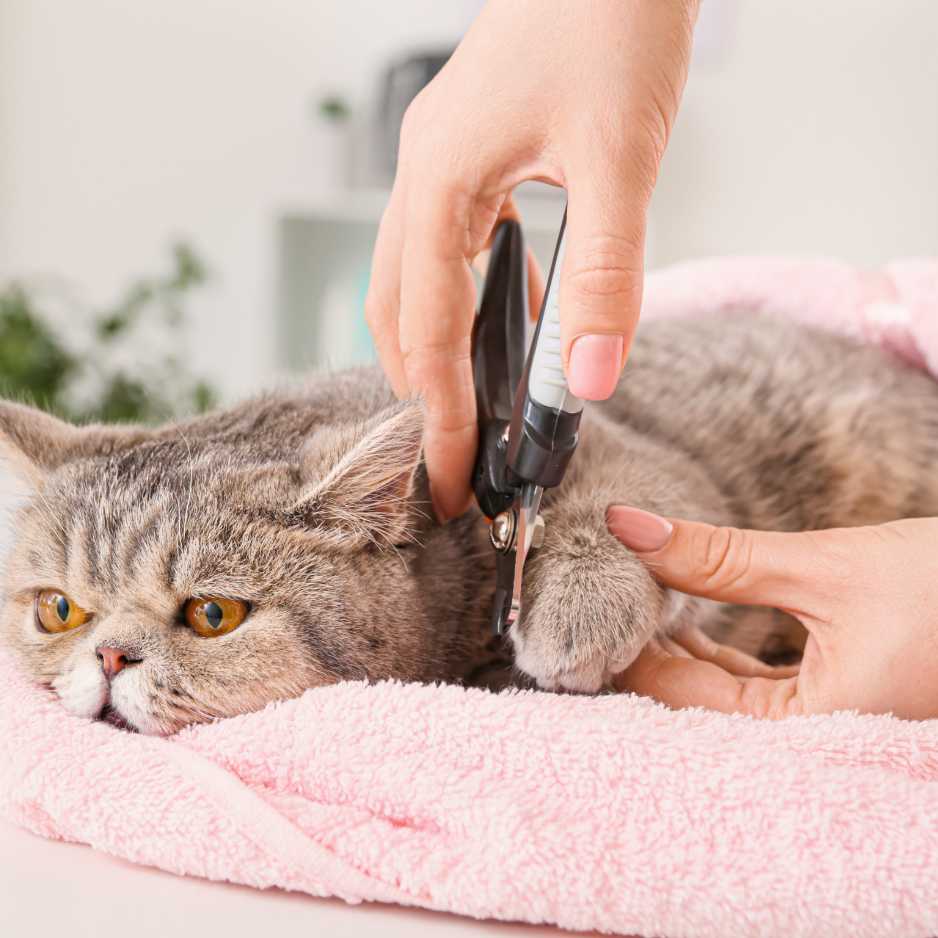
[0, 396, 449, 735]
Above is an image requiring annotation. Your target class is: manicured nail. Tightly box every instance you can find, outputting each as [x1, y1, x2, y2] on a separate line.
[607, 506, 673, 552]
[567, 334, 624, 400]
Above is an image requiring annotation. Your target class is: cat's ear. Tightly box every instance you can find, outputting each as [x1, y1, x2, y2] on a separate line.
[0, 400, 147, 489]
[296, 402, 425, 548]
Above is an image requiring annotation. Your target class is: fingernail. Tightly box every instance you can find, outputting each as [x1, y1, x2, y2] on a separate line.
[567, 334, 624, 400]
[607, 506, 673, 552]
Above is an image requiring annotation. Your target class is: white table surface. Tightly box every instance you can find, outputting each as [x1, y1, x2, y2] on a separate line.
[0, 821, 596, 938]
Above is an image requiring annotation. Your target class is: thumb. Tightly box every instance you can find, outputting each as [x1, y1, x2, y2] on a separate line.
[560, 173, 646, 402]
[606, 506, 850, 622]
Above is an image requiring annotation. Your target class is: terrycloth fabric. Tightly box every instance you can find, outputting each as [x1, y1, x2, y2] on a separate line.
[2, 649, 938, 937]
[641, 255, 938, 377]
[2, 256, 938, 937]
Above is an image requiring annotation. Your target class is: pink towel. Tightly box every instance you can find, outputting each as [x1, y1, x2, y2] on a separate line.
[2, 256, 938, 937]
[641, 255, 938, 376]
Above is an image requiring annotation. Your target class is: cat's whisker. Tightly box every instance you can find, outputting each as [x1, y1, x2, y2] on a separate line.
[162, 691, 219, 727]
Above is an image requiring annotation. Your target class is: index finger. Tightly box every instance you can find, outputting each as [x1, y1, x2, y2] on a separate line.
[607, 507, 851, 622]
[399, 183, 480, 522]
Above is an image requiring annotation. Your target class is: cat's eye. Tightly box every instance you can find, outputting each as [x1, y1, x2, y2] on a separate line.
[184, 597, 249, 638]
[35, 590, 91, 634]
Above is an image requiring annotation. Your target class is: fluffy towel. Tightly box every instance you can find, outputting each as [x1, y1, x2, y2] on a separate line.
[642, 255, 938, 377]
[2, 256, 938, 938]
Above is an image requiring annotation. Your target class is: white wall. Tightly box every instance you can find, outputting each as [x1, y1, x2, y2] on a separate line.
[1, 1, 936, 398]
[0, 0, 482, 395]
[654, 0, 938, 264]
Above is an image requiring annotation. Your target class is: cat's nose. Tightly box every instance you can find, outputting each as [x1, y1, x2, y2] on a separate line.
[95, 645, 141, 680]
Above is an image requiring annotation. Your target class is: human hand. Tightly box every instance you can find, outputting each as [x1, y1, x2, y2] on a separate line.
[606, 507, 938, 720]
[367, 0, 699, 520]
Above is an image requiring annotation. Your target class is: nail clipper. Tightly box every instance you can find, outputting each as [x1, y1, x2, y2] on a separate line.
[471, 212, 583, 634]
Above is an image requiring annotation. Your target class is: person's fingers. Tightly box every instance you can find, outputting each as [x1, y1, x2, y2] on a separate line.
[616, 640, 802, 718]
[658, 636, 694, 659]
[365, 182, 409, 398]
[670, 626, 800, 679]
[559, 156, 649, 401]
[399, 182, 480, 522]
[606, 507, 851, 623]
[616, 640, 744, 709]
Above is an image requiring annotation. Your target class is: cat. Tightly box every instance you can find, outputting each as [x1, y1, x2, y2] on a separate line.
[2, 313, 938, 734]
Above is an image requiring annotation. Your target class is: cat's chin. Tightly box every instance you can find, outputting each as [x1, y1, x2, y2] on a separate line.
[97, 704, 139, 734]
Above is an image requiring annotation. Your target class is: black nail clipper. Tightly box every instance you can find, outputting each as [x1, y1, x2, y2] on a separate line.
[471, 212, 583, 634]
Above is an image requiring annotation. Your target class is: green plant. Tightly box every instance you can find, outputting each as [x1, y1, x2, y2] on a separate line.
[317, 93, 350, 123]
[0, 242, 217, 424]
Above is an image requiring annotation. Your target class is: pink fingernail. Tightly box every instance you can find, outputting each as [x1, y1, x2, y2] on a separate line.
[606, 506, 673, 552]
[567, 334, 624, 400]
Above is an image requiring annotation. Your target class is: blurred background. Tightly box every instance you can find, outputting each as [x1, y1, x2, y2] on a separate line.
[0, 0, 936, 418]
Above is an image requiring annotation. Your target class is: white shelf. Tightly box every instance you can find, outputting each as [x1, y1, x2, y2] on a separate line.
[275, 184, 567, 373]
[278, 181, 567, 231]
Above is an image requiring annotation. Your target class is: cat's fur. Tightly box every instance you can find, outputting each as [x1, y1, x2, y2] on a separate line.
[2, 314, 938, 734]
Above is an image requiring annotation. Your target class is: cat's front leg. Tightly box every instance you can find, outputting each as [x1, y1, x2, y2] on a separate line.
[510, 491, 716, 693]
[510, 493, 660, 691]
[505, 413, 731, 693]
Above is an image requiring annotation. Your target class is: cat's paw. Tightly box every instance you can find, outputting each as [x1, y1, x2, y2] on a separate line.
[509, 521, 669, 693]
[510, 623, 628, 693]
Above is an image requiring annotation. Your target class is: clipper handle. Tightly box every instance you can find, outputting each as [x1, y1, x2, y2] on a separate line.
[526, 216, 583, 417]
[507, 209, 583, 490]
[471, 219, 529, 519]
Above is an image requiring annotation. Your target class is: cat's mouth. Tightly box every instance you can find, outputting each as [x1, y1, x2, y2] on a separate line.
[98, 703, 138, 733]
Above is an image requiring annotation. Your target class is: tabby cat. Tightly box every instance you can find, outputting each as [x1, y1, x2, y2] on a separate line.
[2, 314, 937, 734]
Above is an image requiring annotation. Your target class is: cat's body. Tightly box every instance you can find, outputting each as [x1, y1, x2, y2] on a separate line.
[517, 315, 938, 688]
[2, 314, 937, 733]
